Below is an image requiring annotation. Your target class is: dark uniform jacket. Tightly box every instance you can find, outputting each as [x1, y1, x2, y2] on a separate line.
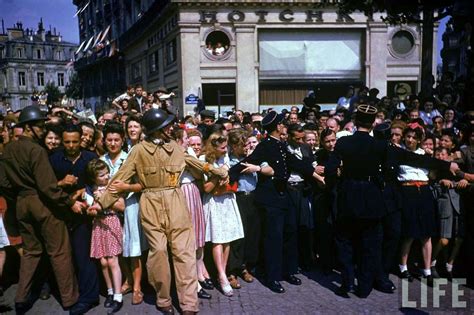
[2, 136, 74, 210]
[326, 131, 449, 219]
[242, 136, 315, 208]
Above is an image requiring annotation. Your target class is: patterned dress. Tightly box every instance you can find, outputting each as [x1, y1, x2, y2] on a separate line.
[101, 151, 148, 257]
[89, 186, 123, 258]
[200, 155, 244, 244]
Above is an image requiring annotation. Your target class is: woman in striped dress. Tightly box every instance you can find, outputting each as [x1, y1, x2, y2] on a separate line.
[174, 128, 213, 299]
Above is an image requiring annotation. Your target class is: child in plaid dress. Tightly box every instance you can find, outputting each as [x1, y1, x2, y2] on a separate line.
[85, 159, 125, 312]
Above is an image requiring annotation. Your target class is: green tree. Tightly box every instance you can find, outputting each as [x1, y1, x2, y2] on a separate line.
[65, 73, 83, 100]
[43, 81, 62, 105]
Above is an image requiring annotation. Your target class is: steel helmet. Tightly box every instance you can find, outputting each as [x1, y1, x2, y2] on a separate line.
[142, 108, 175, 135]
[18, 105, 47, 126]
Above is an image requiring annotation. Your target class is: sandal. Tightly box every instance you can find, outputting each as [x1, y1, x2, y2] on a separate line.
[132, 290, 144, 305]
[219, 279, 233, 297]
[241, 270, 254, 283]
[121, 284, 133, 295]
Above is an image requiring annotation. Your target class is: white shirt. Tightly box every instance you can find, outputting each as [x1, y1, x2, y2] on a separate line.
[397, 148, 429, 182]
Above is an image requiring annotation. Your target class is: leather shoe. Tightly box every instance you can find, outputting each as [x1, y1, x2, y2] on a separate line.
[69, 302, 98, 315]
[107, 300, 123, 314]
[285, 275, 302, 285]
[375, 281, 396, 294]
[197, 288, 211, 299]
[104, 294, 114, 308]
[400, 270, 414, 282]
[267, 281, 285, 293]
[157, 305, 175, 314]
[423, 274, 434, 287]
[228, 275, 241, 289]
[335, 285, 355, 298]
[241, 269, 254, 283]
[199, 279, 214, 290]
[15, 301, 34, 315]
[39, 283, 51, 300]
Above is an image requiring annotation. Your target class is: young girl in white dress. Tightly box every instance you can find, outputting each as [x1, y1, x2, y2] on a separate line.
[200, 132, 244, 296]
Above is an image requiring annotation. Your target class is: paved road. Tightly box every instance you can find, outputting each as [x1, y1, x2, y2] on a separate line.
[1, 271, 473, 314]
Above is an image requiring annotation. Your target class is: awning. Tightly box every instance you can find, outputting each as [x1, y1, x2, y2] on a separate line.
[259, 30, 363, 80]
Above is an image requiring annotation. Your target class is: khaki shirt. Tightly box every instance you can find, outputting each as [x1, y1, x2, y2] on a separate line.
[2, 136, 73, 209]
[99, 139, 226, 208]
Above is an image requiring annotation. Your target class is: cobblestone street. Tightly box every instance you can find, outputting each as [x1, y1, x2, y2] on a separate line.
[1, 271, 473, 314]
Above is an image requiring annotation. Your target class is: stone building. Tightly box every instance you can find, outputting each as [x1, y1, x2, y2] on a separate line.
[73, 0, 438, 115]
[0, 19, 77, 111]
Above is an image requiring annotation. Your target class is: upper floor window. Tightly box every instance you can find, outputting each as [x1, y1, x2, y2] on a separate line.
[55, 50, 63, 60]
[16, 47, 24, 58]
[205, 31, 230, 58]
[36, 49, 43, 59]
[58, 73, 65, 87]
[149, 50, 159, 74]
[18, 72, 26, 86]
[37, 72, 45, 86]
[166, 38, 177, 65]
[0, 47, 5, 59]
[131, 62, 141, 80]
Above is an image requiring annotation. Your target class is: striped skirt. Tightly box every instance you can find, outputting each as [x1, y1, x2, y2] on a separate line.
[181, 182, 206, 249]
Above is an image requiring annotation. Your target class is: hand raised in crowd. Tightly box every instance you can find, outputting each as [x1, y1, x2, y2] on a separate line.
[109, 180, 129, 194]
[439, 179, 454, 188]
[456, 179, 469, 189]
[71, 200, 86, 214]
[71, 188, 85, 201]
[59, 174, 78, 187]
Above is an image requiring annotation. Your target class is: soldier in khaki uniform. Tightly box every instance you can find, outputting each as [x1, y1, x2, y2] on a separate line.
[91, 109, 227, 314]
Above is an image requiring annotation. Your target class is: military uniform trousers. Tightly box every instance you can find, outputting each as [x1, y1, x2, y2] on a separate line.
[140, 188, 198, 312]
[15, 194, 78, 307]
[335, 218, 382, 295]
[259, 192, 298, 282]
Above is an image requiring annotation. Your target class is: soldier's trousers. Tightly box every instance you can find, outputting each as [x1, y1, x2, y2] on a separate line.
[140, 189, 198, 312]
[15, 194, 78, 307]
[335, 218, 382, 296]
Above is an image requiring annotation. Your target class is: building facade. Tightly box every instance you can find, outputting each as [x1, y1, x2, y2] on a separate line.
[74, 0, 438, 115]
[0, 20, 77, 111]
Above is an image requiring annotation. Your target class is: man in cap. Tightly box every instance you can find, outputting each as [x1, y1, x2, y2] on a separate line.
[243, 111, 317, 293]
[2, 106, 83, 313]
[325, 104, 459, 298]
[88, 109, 227, 314]
[197, 109, 216, 140]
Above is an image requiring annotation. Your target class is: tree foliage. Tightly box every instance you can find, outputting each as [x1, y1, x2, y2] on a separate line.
[43, 82, 62, 105]
[65, 73, 83, 100]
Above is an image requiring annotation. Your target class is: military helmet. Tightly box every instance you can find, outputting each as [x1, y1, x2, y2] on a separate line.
[18, 105, 47, 126]
[142, 108, 175, 135]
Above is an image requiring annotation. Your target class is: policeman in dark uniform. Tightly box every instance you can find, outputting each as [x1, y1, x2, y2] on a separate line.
[326, 105, 458, 298]
[243, 111, 315, 293]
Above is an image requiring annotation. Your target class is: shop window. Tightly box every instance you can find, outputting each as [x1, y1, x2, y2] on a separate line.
[391, 30, 415, 56]
[205, 31, 230, 59]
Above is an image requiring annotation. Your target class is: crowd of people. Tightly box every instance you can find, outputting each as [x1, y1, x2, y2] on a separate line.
[0, 77, 473, 314]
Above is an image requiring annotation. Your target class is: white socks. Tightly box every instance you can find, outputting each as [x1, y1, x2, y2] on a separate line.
[423, 268, 431, 276]
[113, 293, 123, 303]
[399, 264, 408, 272]
[431, 260, 437, 267]
[446, 263, 453, 272]
[107, 288, 113, 295]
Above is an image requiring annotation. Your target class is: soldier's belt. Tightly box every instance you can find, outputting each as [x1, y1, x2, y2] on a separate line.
[142, 186, 179, 193]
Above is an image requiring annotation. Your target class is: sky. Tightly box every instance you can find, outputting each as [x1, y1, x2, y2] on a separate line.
[0, 0, 79, 44]
[0, 0, 448, 64]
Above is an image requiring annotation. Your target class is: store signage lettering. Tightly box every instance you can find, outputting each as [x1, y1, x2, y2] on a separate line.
[199, 9, 354, 24]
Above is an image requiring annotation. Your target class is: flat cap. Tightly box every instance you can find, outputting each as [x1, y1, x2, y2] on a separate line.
[200, 109, 216, 119]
